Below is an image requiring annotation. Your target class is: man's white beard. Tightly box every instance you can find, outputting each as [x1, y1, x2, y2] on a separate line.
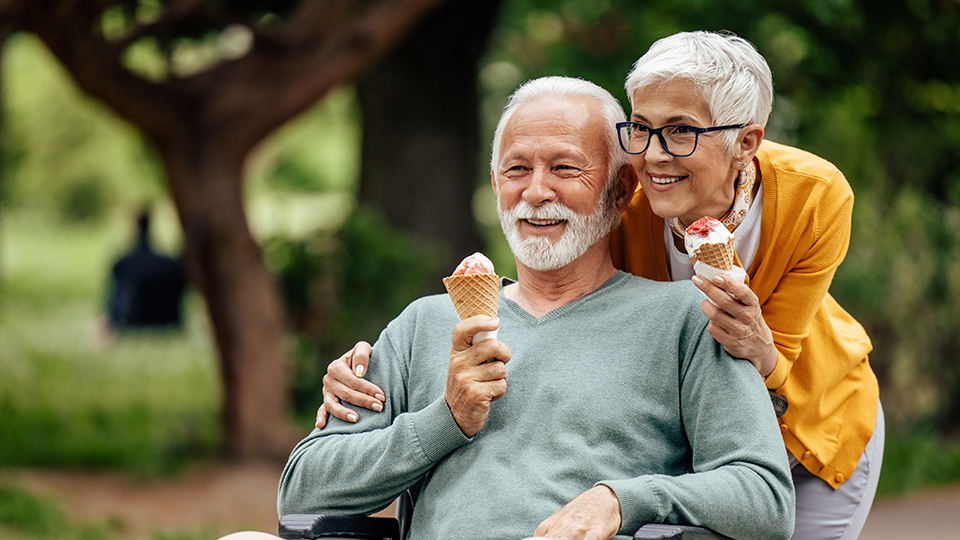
[498, 184, 619, 272]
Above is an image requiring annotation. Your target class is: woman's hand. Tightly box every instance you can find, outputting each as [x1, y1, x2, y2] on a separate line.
[692, 274, 778, 378]
[315, 341, 386, 429]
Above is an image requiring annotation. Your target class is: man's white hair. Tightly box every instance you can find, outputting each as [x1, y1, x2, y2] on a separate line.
[625, 31, 773, 151]
[490, 76, 629, 185]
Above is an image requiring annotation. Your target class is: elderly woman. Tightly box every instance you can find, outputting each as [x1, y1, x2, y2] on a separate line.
[609, 31, 882, 540]
[317, 32, 882, 540]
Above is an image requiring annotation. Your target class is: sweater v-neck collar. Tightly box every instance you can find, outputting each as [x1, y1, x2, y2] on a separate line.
[500, 272, 628, 325]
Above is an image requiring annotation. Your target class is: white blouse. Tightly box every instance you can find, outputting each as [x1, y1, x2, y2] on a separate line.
[664, 182, 765, 282]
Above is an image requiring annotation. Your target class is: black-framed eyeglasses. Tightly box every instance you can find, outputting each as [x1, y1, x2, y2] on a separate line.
[616, 121, 747, 158]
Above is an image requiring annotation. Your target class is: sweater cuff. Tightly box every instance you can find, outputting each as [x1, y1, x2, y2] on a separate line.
[764, 350, 789, 390]
[597, 478, 660, 535]
[410, 396, 472, 462]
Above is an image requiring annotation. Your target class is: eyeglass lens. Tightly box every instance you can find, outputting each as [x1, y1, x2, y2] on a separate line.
[622, 124, 698, 156]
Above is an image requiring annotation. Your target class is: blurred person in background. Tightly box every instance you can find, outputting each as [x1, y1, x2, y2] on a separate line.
[105, 209, 187, 333]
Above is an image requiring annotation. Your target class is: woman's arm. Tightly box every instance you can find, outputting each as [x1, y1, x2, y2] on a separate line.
[691, 167, 855, 388]
[692, 275, 778, 377]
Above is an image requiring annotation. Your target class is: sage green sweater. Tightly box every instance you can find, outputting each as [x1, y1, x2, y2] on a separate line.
[278, 272, 794, 540]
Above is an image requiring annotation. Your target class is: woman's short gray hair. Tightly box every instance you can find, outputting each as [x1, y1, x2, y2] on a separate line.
[625, 31, 773, 150]
[491, 76, 629, 186]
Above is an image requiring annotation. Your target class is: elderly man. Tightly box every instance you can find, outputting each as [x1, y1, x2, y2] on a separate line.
[277, 77, 794, 540]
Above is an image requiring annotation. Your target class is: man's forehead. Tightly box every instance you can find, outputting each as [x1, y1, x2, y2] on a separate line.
[500, 139, 586, 160]
[511, 95, 598, 122]
[498, 96, 605, 156]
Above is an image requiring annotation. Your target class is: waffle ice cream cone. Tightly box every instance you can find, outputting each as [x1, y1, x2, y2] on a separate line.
[684, 216, 747, 287]
[442, 272, 500, 320]
[445, 252, 500, 342]
[691, 236, 735, 271]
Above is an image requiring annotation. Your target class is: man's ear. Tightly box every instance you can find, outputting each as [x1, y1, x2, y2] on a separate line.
[614, 164, 639, 213]
[490, 169, 498, 194]
[735, 124, 765, 164]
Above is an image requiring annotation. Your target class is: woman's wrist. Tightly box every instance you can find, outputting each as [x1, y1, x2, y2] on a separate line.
[760, 344, 778, 379]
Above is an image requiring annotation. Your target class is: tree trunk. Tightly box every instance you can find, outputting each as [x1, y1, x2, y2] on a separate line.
[357, 0, 503, 286]
[0, 29, 6, 278]
[162, 133, 295, 460]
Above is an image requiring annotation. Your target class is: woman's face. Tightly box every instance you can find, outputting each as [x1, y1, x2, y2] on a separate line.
[629, 79, 741, 226]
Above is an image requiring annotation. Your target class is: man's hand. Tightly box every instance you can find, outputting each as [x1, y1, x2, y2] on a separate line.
[316, 341, 385, 429]
[445, 316, 510, 438]
[534, 485, 621, 540]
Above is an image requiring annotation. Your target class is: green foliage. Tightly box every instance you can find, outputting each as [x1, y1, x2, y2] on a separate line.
[833, 188, 960, 431]
[0, 484, 64, 535]
[877, 427, 960, 497]
[148, 528, 219, 540]
[0, 481, 219, 540]
[99, 0, 301, 81]
[264, 206, 444, 416]
[59, 177, 110, 223]
[246, 87, 361, 198]
[2, 34, 165, 220]
[0, 483, 122, 540]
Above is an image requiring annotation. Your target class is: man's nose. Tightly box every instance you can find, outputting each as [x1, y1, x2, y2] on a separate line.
[522, 167, 556, 205]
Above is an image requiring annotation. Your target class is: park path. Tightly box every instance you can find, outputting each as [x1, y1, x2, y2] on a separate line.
[8, 463, 960, 539]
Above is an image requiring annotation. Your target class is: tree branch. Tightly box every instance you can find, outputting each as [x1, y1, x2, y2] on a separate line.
[196, 0, 449, 153]
[2, 0, 449, 156]
[4, 1, 187, 144]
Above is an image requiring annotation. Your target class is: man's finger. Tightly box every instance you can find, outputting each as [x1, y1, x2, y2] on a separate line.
[451, 316, 501, 353]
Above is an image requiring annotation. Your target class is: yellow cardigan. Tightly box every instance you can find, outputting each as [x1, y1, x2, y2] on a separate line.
[610, 140, 878, 489]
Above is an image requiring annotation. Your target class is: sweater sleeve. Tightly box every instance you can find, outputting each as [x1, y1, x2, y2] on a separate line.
[277, 314, 471, 517]
[760, 168, 854, 391]
[600, 321, 795, 540]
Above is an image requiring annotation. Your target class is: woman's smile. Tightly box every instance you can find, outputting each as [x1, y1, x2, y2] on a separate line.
[648, 173, 686, 186]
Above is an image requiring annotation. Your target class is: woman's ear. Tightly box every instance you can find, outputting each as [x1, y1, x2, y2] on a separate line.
[614, 164, 639, 213]
[735, 124, 765, 164]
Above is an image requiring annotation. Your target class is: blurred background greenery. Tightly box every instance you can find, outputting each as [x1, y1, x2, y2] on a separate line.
[3, 1, 960, 537]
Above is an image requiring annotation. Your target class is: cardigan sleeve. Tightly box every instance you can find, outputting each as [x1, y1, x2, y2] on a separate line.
[757, 165, 855, 391]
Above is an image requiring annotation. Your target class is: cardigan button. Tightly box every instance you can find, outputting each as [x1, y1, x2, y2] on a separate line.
[835, 473, 845, 483]
[779, 423, 788, 432]
[803, 451, 812, 459]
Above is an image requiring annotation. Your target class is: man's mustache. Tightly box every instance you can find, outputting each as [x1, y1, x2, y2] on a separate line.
[504, 201, 579, 222]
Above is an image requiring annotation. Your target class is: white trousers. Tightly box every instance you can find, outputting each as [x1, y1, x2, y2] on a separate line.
[791, 400, 885, 540]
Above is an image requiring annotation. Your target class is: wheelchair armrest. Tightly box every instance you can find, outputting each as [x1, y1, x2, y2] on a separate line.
[279, 514, 400, 540]
[278, 514, 728, 540]
[634, 523, 732, 539]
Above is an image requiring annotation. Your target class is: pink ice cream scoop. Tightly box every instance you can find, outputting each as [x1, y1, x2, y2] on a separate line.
[443, 252, 499, 342]
[451, 252, 496, 276]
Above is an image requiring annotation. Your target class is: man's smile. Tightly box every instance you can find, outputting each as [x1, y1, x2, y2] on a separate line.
[524, 218, 566, 227]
